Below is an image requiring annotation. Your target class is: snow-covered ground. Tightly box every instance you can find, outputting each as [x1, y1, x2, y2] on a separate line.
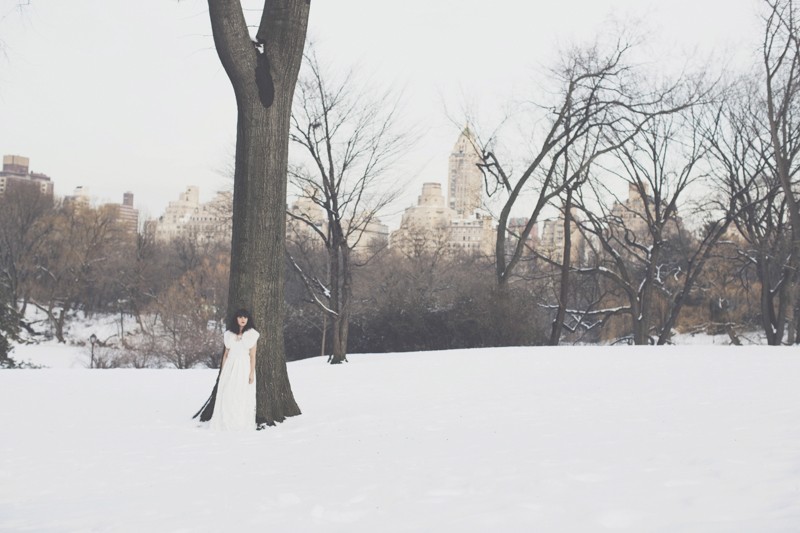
[2, 345, 800, 532]
[9, 308, 132, 369]
[8, 306, 770, 371]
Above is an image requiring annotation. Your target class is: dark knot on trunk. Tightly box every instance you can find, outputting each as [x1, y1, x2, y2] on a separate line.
[255, 42, 275, 108]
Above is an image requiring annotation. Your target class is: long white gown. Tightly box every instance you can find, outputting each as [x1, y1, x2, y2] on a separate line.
[210, 329, 259, 431]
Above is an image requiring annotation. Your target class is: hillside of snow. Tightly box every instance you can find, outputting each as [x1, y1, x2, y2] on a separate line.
[2, 346, 800, 532]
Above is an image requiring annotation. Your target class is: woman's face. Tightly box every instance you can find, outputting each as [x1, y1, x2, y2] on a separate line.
[237, 315, 248, 329]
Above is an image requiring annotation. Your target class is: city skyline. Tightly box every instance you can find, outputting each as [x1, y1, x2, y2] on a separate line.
[0, 0, 759, 225]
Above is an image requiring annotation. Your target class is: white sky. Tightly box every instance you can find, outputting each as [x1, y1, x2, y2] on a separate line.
[0, 0, 761, 226]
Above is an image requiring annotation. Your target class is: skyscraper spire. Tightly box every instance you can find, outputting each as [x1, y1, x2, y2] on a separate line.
[447, 128, 482, 216]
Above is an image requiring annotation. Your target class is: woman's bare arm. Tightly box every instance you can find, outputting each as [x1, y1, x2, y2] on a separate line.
[248, 345, 257, 384]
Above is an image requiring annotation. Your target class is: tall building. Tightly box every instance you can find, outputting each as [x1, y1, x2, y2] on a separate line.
[610, 183, 683, 241]
[0, 155, 54, 198]
[505, 216, 539, 257]
[108, 192, 140, 234]
[391, 130, 496, 257]
[148, 186, 231, 243]
[448, 128, 483, 216]
[63, 185, 92, 207]
[390, 183, 456, 254]
[448, 213, 495, 255]
[352, 216, 390, 255]
[538, 208, 587, 265]
[287, 193, 389, 255]
[188, 190, 232, 242]
[391, 182, 497, 256]
[286, 192, 326, 246]
[63, 187, 140, 234]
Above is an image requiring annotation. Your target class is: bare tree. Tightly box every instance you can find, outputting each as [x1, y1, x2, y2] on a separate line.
[572, 107, 728, 344]
[114, 233, 170, 335]
[287, 48, 409, 364]
[760, 0, 800, 343]
[0, 184, 55, 313]
[196, 0, 310, 427]
[474, 37, 691, 293]
[0, 279, 20, 361]
[548, 184, 578, 345]
[704, 78, 791, 344]
[29, 202, 126, 343]
[154, 262, 225, 369]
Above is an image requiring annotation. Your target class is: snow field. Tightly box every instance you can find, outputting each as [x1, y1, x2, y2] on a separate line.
[1, 346, 800, 531]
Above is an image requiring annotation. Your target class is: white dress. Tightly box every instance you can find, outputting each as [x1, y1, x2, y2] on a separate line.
[210, 329, 260, 431]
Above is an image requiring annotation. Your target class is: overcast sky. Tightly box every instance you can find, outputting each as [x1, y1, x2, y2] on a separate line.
[0, 0, 761, 225]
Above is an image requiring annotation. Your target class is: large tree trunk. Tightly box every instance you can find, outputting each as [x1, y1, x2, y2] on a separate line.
[55, 305, 68, 344]
[628, 295, 648, 346]
[766, 112, 800, 345]
[768, 146, 800, 346]
[793, 307, 800, 344]
[634, 243, 662, 346]
[758, 257, 782, 345]
[202, 0, 309, 427]
[329, 243, 351, 364]
[549, 190, 573, 346]
[763, 0, 800, 345]
[631, 317, 648, 345]
[330, 310, 349, 364]
[784, 279, 798, 344]
[228, 99, 301, 424]
[775, 268, 791, 344]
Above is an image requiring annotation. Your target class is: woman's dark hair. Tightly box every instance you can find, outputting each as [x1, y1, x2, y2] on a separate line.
[227, 308, 256, 333]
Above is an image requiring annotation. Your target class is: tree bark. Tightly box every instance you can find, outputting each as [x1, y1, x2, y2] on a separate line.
[206, 0, 309, 426]
[763, 0, 800, 345]
[549, 189, 573, 346]
[758, 255, 783, 345]
[329, 242, 351, 364]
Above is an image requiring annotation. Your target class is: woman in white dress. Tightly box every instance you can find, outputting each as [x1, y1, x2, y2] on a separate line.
[210, 309, 260, 431]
